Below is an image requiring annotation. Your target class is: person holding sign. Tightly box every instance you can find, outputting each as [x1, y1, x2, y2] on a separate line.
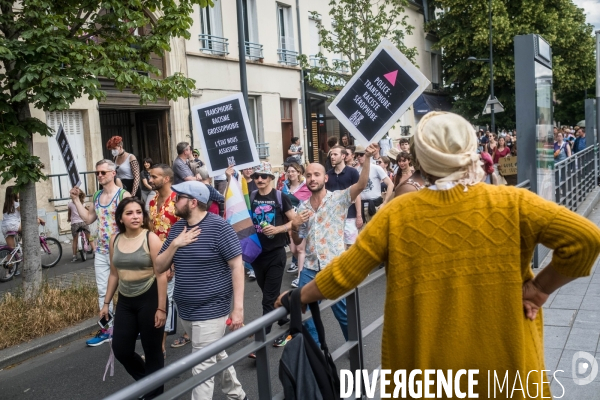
[70, 160, 131, 347]
[355, 145, 394, 224]
[107, 136, 141, 198]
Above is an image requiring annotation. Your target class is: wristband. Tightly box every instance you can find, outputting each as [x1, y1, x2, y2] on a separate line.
[104, 302, 111, 305]
[157, 308, 166, 313]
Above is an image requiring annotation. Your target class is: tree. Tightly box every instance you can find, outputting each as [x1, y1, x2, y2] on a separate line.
[299, 0, 417, 93]
[0, 0, 210, 299]
[428, 0, 596, 129]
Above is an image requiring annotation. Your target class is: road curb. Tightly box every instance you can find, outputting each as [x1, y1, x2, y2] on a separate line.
[0, 317, 98, 370]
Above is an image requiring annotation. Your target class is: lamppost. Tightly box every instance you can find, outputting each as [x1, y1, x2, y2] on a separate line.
[468, 0, 495, 133]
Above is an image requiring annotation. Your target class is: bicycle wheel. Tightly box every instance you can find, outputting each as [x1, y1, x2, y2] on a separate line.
[0, 249, 17, 282]
[41, 237, 62, 268]
[78, 233, 87, 262]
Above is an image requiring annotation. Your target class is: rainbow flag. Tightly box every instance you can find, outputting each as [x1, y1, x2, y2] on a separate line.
[225, 176, 262, 263]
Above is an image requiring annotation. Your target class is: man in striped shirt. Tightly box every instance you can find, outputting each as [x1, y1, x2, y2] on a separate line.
[156, 181, 247, 400]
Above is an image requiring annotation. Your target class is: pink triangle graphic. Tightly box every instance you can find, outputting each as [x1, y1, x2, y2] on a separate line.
[383, 70, 398, 86]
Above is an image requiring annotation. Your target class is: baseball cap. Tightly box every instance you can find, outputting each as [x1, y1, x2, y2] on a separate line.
[172, 181, 209, 203]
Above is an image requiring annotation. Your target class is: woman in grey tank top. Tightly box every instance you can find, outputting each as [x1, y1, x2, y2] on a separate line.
[100, 197, 167, 398]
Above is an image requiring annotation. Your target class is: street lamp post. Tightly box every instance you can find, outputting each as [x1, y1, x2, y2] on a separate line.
[468, 0, 495, 133]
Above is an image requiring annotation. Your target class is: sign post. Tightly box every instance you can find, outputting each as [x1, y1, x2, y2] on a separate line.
[328, 38, 430, 147]
[191, 93, 260, 177]
[55, 124, 81, 188]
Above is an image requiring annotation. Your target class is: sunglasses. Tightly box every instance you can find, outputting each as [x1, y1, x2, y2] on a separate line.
[175, 193, 194, 202]
[355, 153, 365, 157]
[253, 174, 271, 180]
[95, 170, 113, 176]
[375, 160, 382, 164]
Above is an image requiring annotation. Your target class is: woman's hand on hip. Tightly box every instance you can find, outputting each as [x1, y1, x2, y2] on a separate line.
[522, 279, 549, 321]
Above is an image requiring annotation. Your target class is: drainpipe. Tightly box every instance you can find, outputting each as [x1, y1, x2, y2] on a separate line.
[188, 96, 194, 149]
[296, 0, 309, 162]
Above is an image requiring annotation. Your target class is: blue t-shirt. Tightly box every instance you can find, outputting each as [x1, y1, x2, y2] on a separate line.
[326, 166, 360, 218]
[159, 213, 242, 321]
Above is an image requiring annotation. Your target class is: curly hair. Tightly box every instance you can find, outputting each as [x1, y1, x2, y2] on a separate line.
[106, 136, 123, 149]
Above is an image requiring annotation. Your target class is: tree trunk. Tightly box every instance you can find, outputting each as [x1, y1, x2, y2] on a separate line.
[18, 102, 42, 300]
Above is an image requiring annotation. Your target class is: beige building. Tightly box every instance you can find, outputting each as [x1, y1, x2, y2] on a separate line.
[0, 0, 444, 240]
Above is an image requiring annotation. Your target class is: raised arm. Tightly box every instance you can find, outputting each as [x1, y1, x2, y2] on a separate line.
[349, 143, 377, 201]
[69, 188, 97, 225]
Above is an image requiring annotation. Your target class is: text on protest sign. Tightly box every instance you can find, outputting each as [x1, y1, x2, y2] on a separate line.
[329, 38, 430, 147]
[55, 124, 81, 188]
[192, 93, 260, 177]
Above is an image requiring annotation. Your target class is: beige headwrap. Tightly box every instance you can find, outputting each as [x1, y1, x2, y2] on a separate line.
[414, 111, 485, 190]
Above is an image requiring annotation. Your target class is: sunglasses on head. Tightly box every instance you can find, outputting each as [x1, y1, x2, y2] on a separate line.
[253, 174, 271, 180]
[175, 193, 194, 202]
[95, 170, 113, 176]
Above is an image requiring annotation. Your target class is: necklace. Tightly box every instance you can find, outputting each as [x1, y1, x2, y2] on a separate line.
[122, 230, 145, 240]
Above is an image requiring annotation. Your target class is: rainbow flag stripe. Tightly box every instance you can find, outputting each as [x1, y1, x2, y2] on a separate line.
[225, 175, 262, 263]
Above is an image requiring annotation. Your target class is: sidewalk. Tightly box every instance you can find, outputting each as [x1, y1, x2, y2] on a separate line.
[543, 203, 600, 398]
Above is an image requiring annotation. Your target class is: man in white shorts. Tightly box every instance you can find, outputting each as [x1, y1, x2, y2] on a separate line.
[326, 145, 362, 247]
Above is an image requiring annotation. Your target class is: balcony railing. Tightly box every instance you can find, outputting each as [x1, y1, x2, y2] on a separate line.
[308, 55, 327, 68]
[245, 41, 263, 60]
[277, 49, 299, 66]
[256, 142, 269, 159]
[199, 34, 229, 55]
[332, 58, 349, 74]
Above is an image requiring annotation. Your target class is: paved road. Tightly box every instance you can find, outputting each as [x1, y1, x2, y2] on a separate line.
[0, 261, 386, 400]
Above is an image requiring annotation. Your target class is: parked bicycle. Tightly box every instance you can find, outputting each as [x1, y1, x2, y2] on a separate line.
[0, 229, 63, 282]
[76, 225, 93, 262]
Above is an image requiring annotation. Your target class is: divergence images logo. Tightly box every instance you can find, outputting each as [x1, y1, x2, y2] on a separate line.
[572, 351, 599, 385]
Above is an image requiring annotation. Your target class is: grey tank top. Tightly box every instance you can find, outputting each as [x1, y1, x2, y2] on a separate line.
[116, 154, 134, 179]
[113, 230, 155, 297]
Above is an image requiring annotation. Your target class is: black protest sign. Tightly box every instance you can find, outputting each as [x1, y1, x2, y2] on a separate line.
[55, 124, 81, 188]
[192, 93, 260, 177]
[329, 39, 430, 147]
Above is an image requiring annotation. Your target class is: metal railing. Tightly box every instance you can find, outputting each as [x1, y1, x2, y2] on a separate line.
[245, 41, 264, 60]
[256, 142, 270, 159]
[199, 34, 229, 55]
[516, 179, 531, 190]
[554, 145, 597, 212]
[104, 269, 386, 400]
[308, 55, 327, 68]
[47, 171, 98, 202]
[276, 49, 299, 66]
[332, 58, 349, 73]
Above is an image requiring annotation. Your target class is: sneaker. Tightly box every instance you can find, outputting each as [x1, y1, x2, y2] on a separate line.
[247, 352, 256, 359]
[14, 269, 20, 276]
[86, 330, 110, 347]
[286, 263, 298, 273]
[71, 255, 78, 262]
[273, 334, 292, 347]
[248, 270, 256, 281]
[291, 278, 299, 288]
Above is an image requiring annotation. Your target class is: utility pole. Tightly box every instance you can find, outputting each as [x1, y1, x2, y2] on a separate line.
[236, 0, 249, 109]
[488, 0, 495, 134]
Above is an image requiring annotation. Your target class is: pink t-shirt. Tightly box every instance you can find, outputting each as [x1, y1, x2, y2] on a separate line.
[68, 202, 84, 224]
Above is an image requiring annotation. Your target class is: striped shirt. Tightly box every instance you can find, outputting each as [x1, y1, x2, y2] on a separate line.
[159, 213, 242, 321]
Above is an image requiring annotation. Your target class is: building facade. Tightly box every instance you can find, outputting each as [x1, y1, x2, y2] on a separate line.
[0, 0, 443, 240]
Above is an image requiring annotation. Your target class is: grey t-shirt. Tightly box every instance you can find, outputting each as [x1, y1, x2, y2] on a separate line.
[173, 157, 193, 185]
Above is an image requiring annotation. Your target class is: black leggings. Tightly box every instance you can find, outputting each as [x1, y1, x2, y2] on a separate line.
[251, 247, 288, 334]
[112, 281, 165, 398]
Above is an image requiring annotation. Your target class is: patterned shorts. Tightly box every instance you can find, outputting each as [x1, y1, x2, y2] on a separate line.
[70, 222, 90, 237]
[344, 218, 358, 245]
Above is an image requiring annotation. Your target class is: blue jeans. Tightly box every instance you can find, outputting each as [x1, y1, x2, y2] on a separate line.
[244, 262, 253, 272]
[298, 268, 348, 345]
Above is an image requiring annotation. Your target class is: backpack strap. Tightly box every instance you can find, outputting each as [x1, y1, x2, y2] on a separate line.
[276, 189, 283, 210]
[250, 190, 258, 205]
[117, 188, 125, 202]
[93, 190, 102, 204]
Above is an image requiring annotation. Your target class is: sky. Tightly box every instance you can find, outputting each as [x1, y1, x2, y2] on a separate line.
[572, 0, 600, 32]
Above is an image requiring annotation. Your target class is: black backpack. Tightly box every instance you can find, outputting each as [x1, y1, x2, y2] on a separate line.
[279, 289, 340, 400]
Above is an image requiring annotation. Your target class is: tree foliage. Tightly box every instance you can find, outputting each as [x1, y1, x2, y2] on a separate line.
[300, 0, 417, 93]
[0, 0, 210, 297]
[428, 0, 596, 129]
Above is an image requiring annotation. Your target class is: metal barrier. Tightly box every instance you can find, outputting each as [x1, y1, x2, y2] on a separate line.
[554, 145, 597, 212]
[516, 179, 531, 190]
[277, 49, 299, 66]
[198, 34, 229, 55]
[47, 171, 98, 202]
[245, 41, 264, 60]
[104, 268, 385, 400]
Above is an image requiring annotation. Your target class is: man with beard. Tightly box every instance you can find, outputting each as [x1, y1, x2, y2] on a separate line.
[155, 181, 247, 400]
[290, 144, 376, 344]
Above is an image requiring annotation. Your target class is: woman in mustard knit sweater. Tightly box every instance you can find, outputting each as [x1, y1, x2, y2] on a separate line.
[278, 112, 600, 399]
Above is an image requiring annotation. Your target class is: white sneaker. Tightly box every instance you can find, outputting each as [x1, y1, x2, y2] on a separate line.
[248, 270, 256, 280]
[291, 277, 299, 288]
[286, 263, 298, 273]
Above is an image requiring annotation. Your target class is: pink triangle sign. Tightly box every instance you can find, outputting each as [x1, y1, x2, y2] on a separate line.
[383, 70, 398, 86]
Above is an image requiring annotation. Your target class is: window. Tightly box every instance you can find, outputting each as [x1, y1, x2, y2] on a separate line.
[199, 0, 227, 55]
[431, 53, 440, 89]
[277, 4, 297, 65]
[280, 99, 293, 122]
[248, 97, 268, 158]
[247, 97, 259, 142]
[242, 0, 262, 59]
[308, 15, 320, 56]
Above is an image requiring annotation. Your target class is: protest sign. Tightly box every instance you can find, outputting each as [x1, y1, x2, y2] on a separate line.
[192, 93, 260, 177]
[55, 124, 81, 187]
[499, 156, 517, 176]
[328, 38, 430, 147]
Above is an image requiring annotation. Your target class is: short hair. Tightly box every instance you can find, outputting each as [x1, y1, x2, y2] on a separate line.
[346, 145, 356, 154]
[106, 136, 123, 149]
[399, 138, 409, 145]
[115, 197, 151, 234]
[96, 159, 117, 171]
[397, 151, 412, 163]
[291, 137, 299, 143]
[176, 142, 190, 155]
[197, 201, 208, 212]
[143, 157, 154, 165]
[327, 136, 339, 148]
[150, 163, 174, 181]
[330, 145, 346, 154]
[197, 166, 209, 181]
